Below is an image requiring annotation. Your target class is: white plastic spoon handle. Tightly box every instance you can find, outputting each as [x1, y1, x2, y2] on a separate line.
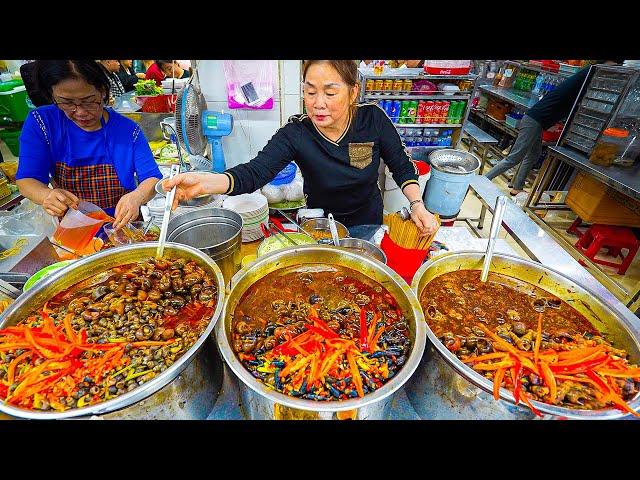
[327, 213, 340, 247]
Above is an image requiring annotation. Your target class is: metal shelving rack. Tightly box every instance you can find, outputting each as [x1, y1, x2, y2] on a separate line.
[358, 67, 478, 149]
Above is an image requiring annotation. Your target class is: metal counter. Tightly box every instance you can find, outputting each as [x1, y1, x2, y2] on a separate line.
[469, 174, 640, 327]
[545, 146, 640, 201]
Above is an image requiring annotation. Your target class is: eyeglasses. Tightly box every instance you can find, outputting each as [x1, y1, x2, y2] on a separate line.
[54, 99, 104, 113]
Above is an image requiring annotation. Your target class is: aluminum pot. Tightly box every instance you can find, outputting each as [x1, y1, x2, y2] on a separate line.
[166, 207, 242, 287]
[408, 251, 640, 419]
[301, 218, 349, 245]
[216, 244, 426, 420]
[337, 238, 387, 264]
[0, 242, 226, 420]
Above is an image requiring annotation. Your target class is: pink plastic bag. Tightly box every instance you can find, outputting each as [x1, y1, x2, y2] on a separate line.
[223, 60, 274, 110]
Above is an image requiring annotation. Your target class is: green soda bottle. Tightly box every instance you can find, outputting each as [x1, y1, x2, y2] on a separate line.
[399, 100, 411, 124]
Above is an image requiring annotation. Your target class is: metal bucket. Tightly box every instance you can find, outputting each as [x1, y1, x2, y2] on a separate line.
[408, 251, 640, 419]
[167, 208, 242, 287]
[423, 149, 480, 218]
[217, 245, 426, 420]
[0, 242, 226, 419]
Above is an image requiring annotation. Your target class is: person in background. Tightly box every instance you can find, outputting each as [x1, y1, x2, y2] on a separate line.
[98, 60, 126, 101]
[163, 60, 438, 234]
[16, 60, 162, 229]
[485, 60, 622, 195]
[159, 60, 190, 80]
[144, 60, 167, 86]
[117, 60, 145, 93]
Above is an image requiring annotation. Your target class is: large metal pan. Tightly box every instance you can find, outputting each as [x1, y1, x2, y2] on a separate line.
[408, 251, 640, 419]
[217, 244, 426, 420]
[0, 242, 225, 420]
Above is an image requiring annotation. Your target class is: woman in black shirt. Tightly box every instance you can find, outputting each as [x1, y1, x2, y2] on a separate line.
[164, 60, 437, 234]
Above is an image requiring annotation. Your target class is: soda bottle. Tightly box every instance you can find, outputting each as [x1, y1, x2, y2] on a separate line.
[389, 100, 401, 122]
[440, 101, 450, 124]
[425, 101, 435, 123]
[393, 79, 404, 92]
[417, 100, 427, 124]
[365, 79, 375, 93]
[407, 100, 418, 124]
[446, 101, 458, 124]
[454, 100, 466, 124]
[399, 100, 411, 124]
[379, 100, 389, 117]
[444, 130, 452, 147]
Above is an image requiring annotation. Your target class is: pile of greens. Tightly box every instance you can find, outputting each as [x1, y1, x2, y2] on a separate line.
[134, 80, 163, 96]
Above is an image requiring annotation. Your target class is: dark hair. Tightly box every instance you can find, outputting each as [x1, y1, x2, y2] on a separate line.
[302, 60, 360, 116]
[155, 60, 174, 69]
[303, 60, 359, 87]
[35, 60, 111, 104]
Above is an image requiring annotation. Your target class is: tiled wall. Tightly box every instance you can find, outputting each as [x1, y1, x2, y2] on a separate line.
[197, 60, 302, 169]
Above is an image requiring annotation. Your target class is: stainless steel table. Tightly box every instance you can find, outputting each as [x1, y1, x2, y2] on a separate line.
[524, 146, 640, 307]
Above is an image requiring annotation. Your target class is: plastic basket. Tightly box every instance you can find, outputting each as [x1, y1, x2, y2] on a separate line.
[135, 94, 177, 113]
[380, 232, 429, 284]
[0, 86, 29, 123]
[566, 171, 640, 227]
[0, 128, 21, 157]
[424, 60, 471, 76]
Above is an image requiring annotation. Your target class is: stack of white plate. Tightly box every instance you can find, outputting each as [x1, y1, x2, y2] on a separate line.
[146, 194, 226, 227]
[623, 60, 640, 70]
[222, 192, 269, 242]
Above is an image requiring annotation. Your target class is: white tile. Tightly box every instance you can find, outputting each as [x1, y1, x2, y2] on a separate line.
[198, 60, 228, 102]
[282, 60, 302, 96]
[283, 94, 302, 122]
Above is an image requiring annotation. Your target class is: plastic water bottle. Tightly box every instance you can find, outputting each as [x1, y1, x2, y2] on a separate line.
[444, 130, 452, 147]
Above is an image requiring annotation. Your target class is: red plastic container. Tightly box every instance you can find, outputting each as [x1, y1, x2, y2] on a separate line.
[380, 232, 429, 284]
[136, 94, 177, 113]
[424, 61, 471, 75]
[542, 121, 564, 142]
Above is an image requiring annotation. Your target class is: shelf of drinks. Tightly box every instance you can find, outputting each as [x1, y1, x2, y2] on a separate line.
[365, 93, 471, 101]
[359, 68, 477, 81]
[504, 60, 573, 78]
[479, 85, 539, 109]
[394, 123, 462, 128]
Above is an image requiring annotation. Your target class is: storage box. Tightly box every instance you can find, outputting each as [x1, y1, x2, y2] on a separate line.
[566, 171, 640, 227]
[424, 60, 471, 76]
[505, 113, 523, 129]
[486, 98, 511, 121]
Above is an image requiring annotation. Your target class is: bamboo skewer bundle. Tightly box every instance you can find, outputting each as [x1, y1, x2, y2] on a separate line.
[383, 212, 441, 250]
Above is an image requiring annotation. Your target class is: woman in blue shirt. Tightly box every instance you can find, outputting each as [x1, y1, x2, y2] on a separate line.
[16, 60, 162, 229]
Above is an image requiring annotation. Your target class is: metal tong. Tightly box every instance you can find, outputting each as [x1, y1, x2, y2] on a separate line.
[266, 221, 300, 246]
[480, 195, 508, 282]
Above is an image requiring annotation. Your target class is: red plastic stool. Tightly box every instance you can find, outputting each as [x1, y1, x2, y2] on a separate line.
[574, 224, 640, 275]
[567, 217, 587, 237]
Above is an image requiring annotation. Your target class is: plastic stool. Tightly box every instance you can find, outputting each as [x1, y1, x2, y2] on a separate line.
[574, 224, 640, 275]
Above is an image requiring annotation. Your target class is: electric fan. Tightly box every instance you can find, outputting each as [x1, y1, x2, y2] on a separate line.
[175, 82, 233, 173]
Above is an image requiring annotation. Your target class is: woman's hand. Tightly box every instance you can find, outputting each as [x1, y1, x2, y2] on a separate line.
[162, 172, 226, 210]
[410, 202, 438, 236]
[43, 188, 79, 217]
[113, 191, 144, 229]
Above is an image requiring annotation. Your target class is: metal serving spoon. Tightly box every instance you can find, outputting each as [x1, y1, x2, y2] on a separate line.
[480, 195, 508, 282]
[327, 213, 340, 247]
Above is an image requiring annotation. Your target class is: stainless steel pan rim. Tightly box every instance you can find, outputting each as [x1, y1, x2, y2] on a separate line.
[217, 244, 427, 412]
[411, 250, 640, 419]
[0, 242, 225, 419]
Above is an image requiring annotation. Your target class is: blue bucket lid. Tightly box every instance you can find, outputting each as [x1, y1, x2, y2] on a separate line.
[270, 162, 297, 186]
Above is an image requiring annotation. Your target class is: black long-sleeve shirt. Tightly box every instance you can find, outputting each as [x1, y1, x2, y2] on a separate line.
[526, 67, 590, 129]
[225, 103, 418, 226]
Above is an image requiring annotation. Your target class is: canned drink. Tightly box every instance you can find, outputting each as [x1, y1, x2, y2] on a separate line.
[417, 100, 428, 124]
[424, 101, 436, 124]
[440, 101, 450, 124]
[399, 100, 412, 124]
[378, 100, 388, 116]
[432, 101, 443, 124]
[383, 79, 394, 92]
[374, 79, 384, 92]
[407, 100, 418, 124]
[446, 101, 458, 124]
[393, 79, 404, 92]
[365, 79, 375, 92]
[455, 100, 466, 123]
[389, 100, 402, 122]
[403, 79, 413, 92]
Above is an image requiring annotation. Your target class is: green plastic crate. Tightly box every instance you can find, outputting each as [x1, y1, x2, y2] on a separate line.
[0, 128, 20, 157]
[0, 85, 29, 123]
